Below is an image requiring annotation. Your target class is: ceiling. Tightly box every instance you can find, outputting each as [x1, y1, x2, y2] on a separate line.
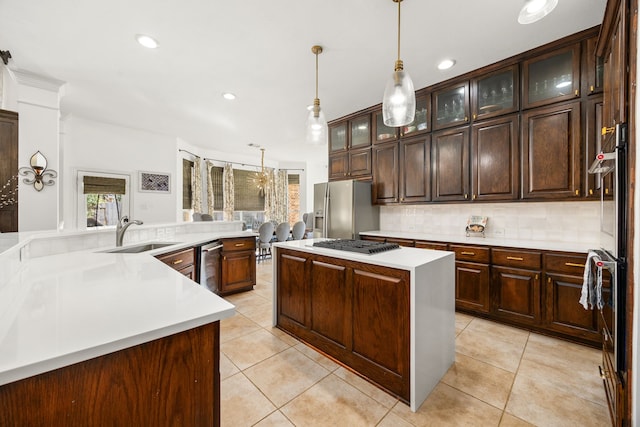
[0, 0, 607, 164]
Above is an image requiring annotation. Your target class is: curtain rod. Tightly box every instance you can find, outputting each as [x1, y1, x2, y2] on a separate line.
[178, 149, 199, 158]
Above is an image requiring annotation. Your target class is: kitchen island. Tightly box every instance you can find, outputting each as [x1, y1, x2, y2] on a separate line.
[272, 239, 455, 412]
[0, 223, 251, 426]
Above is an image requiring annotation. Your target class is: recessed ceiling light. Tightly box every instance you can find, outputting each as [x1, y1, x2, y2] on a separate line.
[135, 34, 159, 49]
[437, 59, 456, 70]
[518, 0, 558, 24]
[222, 92, 236, 100]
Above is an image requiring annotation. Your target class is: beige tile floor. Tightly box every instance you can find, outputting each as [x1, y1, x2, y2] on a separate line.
[220, 259, 610, 427]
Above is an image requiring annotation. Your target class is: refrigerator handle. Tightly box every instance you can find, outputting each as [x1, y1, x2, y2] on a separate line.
[323, 184, 329, 238]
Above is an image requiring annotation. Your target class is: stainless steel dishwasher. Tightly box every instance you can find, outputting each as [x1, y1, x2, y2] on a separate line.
[200, 240, 223, 294]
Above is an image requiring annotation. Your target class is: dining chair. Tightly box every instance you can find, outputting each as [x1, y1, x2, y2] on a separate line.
[192, 212, 202, 222]
[257, 222, 275, 261]
[201, 214, 213, 221]
[275, 222, 290, 242]
[291, 221, 306, 240]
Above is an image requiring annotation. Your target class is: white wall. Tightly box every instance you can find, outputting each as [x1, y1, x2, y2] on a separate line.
[61, 116, 178, 229]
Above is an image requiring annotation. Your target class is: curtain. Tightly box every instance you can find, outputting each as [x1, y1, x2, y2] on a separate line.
[223, 163, 234, 221]
[206, 160, 214, 214]
[275, 170, 289, 223]
[191, 156, 202, 213]
[263, 169, 276, 222]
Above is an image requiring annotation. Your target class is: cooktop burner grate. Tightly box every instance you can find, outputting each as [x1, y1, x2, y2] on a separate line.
[313, 239, 400, 254]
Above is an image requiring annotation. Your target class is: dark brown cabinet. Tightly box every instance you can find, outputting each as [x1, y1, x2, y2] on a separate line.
[373, 92, 431, 143]
[0, 110, 18, 233]
[372, 141, 399, 204]
[471, 65, 519, 121]
[433, 82, 469, 130]
[400, 135, 431, 204]
[328, 112, 372, 181]
[450, 244, 490, 313]
[584, 36, 604, 95]
[276, 248, 410, 402]
[431, 126, 470, 202]
[522, 44, 581, 109]
[543, 252, 607, 344]
[471, 114, 519, 201]
[521, 101, 581, 199]
[491, 248, 542, 326]
[219, 237, 256, 295]
[156, 247, 197, 280]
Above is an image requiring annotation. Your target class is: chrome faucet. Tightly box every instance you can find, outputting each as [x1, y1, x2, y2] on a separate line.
[116, 216, 143, 247]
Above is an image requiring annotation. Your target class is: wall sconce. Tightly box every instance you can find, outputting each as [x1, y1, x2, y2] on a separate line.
[19, 151, 57, 191]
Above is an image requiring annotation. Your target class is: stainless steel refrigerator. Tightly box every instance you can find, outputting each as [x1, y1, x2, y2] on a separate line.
[313, 180, 379, 239]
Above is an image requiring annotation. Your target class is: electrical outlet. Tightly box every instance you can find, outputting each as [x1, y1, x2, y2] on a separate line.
[493, 228, 505, 237]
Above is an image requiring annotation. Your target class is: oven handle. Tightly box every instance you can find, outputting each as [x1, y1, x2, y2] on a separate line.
[203, 244, 223, 252]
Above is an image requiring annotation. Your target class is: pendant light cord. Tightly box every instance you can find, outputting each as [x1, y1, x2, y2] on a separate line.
[397, 0, 401, 62]
[315, 50, 319, 99]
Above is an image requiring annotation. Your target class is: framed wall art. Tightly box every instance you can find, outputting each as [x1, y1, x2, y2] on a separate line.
[138, 171, 171, 193]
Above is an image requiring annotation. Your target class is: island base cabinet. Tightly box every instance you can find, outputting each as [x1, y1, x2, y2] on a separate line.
[0, 322, 220, 427]
[276, 248, 410, 402]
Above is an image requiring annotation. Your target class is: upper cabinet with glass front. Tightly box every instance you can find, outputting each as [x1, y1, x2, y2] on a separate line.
[329, 122, 348, 153]
[373, 92, 430, 143]
[584, 36, 604, 95]
[471, 65, 519, 121]
[350, 114, 372, 148]
[433, 82, 469, 130]
[522, 44, 581, 109]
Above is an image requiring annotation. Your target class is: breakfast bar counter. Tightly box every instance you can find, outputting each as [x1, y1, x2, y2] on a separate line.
[272, 239, 455, 412]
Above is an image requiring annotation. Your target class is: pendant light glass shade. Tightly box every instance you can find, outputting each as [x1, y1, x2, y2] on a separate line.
[306, 101, 328, 145]
[382, 0, 415, 127]
[518, 0, 558, 24]
[383, 65, 416, 127]
[306, 45, 328, 145]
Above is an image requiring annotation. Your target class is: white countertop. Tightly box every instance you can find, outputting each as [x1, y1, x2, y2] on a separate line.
[360, 230, 595, 253]
[0, 228, 255, 386]
[273, 238, 452, 270]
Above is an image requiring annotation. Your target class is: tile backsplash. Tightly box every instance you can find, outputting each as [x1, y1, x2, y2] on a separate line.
[380, 201, 600, 245]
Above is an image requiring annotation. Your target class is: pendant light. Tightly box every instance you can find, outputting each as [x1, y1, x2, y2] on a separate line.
[518, 0, 558, 24]
[382, 0, 415, 127]
[306, 45, 328, 145]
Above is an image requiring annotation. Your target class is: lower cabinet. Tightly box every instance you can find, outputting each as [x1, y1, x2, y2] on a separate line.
[156, 247, 197, 280]
[490, 248, 542, 326]
[276, 248, 411, 402]
[219, 237, 256, 296]
[450, 244, 491, 313]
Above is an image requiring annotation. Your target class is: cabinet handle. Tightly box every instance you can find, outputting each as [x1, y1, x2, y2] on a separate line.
[461, 251, 475, 256]
[589, 189, 593, 195]
[464, 116, 468, 121]
[548, 277, 551, 283]
[565, 262, 585, 268]
[602, 126, 615, 136]
[473, 113, 477, 120]
[599, 365, 609, 379]
[605, 188, 609, 195]
[507, 256, 524, 261]
[472, 194, 477, 200]
[575, 189, 579, 196]
[235, 243, 245, 247]
[535, 274, 539, 280]
[590, 85, 595, 93]
[574, 89, 579, 96]
[464, 194, 468, 199]
[172, 259, 183, 265]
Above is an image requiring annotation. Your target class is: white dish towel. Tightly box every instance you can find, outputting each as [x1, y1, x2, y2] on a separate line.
[580, 250, 603, 310]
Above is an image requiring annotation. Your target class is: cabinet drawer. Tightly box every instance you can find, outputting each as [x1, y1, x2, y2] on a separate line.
[492, 248, 541, 269]
[386, 238, 414, 247]
[156, 248, 195, 268]
[543, 252, 587, 274]
[222, 237, 256, 252]
[450, 244, 490, 263]
[415, 241, 448, 251]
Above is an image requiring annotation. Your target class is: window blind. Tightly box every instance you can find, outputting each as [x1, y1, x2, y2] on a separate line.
[83, 176, 126, 194]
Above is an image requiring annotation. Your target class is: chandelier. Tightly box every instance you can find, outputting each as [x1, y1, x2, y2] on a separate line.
[254, 148, 269, 196]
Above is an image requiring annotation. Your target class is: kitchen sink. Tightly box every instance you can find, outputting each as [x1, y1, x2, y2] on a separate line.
[103, 242, 181, 253]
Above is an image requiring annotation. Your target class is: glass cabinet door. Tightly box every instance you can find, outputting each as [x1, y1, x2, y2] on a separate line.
[329, 122, 347, 152]
[373, 110, 398, 143]
[585, 36, 604, 95]
[402, 92, 430, 137]
[473, 65, 518, 120]
[350, 114, 371, 148]
[434, 82, 469, 130]
[523, 44, 580, 108]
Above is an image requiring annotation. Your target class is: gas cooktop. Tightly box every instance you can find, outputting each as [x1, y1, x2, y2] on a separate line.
[312, 239, 400, 255]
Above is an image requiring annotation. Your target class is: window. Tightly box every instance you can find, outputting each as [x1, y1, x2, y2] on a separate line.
[182, 159, 193, 210]
[77, 171, 130, 228]
[209, 166, 265, 211]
